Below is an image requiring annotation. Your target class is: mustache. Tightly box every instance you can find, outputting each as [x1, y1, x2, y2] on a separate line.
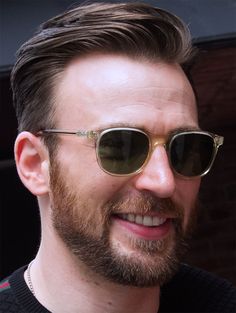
[105, 190, 183, 219]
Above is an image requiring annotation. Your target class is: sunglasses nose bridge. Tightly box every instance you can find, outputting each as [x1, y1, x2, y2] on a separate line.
[151, 137, 167, 151]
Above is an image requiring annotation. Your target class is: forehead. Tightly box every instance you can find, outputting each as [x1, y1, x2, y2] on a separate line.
[54, 54, 198, 133]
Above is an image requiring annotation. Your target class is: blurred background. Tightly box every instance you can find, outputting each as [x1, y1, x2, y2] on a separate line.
[0, 0, 236, 285]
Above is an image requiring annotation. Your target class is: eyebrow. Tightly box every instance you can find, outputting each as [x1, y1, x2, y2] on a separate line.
[166, 126, 201, 139]
[169, 126, 201, 134]
[93, 122, 142, 131]
[94, 122, 200, 131]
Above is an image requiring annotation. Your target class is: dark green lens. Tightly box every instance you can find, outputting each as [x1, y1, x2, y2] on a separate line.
[170, 133, 214, 177]
[98, 129, 149, 174]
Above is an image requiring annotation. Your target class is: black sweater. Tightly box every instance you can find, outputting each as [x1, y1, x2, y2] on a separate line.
[0, 264, 235, 312]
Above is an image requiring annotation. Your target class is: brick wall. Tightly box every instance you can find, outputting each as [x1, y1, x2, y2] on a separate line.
[183, 44, 236, 285]
[184, 127, 236, 285]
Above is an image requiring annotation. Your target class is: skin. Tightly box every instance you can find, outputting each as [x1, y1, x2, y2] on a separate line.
[15, 54, 200, 313]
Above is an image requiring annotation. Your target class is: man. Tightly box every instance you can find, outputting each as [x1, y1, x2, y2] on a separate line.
[0, 2, 235, 312]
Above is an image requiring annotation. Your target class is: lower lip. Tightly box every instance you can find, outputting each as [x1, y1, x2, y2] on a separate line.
[112, 216, 172, 240]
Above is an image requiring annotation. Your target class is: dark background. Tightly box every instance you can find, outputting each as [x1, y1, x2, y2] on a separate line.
[0, 0, 236, 285]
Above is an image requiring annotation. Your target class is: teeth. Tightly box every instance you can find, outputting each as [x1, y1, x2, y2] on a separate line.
[120, 214, 167, 227]
[143, 216, 152, 226]
[128, 213, 135, 222]
[135, 215, 143, 224]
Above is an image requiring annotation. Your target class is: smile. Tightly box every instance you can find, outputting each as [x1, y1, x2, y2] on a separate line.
[117, 214, 167, 227]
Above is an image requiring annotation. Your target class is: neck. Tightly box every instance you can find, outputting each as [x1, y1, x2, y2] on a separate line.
[26, 225, 160, 313]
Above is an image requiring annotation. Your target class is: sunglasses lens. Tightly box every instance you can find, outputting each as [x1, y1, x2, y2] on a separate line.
[98, 129, 149, 174]
[170, 133, 215, 177]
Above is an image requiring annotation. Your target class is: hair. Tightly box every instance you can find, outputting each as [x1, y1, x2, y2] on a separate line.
[11, 1, 194, 148]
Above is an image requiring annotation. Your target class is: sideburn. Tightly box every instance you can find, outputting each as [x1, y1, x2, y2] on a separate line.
[49, 157, 111, 241]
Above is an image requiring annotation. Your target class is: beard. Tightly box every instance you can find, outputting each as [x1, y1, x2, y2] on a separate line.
[49, 159, 198, 287]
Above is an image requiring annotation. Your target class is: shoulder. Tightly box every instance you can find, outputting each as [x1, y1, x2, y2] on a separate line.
[0, 267, 27, 313]
[1, 266, 51, 313]
[160, 264, 236, 313]
[0, 277, 24, 313]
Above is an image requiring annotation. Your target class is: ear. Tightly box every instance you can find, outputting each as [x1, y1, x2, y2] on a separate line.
[14, 131, 50, 196]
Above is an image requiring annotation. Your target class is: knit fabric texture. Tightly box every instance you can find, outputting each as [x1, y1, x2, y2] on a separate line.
[0, 264, 236, 312]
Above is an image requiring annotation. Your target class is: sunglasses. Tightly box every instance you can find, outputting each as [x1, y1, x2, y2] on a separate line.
[38, 127, 224, 178]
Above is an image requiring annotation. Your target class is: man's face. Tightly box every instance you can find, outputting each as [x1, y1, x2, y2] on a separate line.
[49, 54, 200, 287]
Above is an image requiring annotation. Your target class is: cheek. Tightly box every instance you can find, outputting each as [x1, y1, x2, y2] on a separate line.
[174, 178, 201, 230]
[56, 146, 131, 228]
[59, 139, 127, 196]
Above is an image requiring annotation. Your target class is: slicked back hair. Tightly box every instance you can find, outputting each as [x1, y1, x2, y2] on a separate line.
[11, 1, 194, 149]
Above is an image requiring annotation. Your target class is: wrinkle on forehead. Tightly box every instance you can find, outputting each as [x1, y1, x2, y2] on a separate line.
[78, 80, 197, 113]
[115, 86, 195, 107]
[92, 85, 198, 124]
[54, 54, 198, 130]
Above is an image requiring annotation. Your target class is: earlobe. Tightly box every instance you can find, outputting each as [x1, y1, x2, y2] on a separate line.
[14, 131, 50, 196]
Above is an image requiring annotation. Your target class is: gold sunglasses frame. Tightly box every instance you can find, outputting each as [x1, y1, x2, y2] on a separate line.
[37, 127, 224, 178]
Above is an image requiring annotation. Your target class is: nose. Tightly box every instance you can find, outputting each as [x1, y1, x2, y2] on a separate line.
[134, 146, 176, 198]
